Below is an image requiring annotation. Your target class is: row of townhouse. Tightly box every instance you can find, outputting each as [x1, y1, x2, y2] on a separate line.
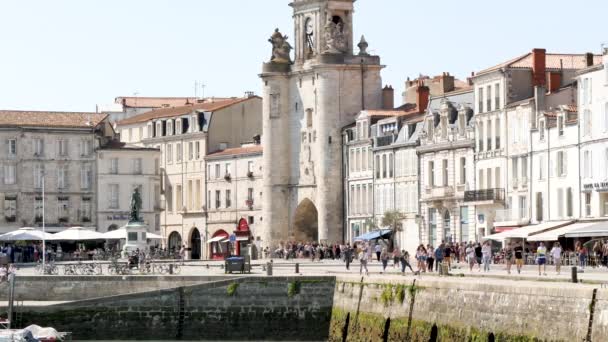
[0, 111, 162, 236]
[115, 94, 263, 260]
[343, 47, 608, 254]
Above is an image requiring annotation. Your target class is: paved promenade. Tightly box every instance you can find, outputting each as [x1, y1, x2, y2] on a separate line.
[14, 258, 608, 286]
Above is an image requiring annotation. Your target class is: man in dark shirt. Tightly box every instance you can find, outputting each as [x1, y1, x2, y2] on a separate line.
[474, 243, 483, 266]
[444, 244, 452, 270]
[514, 242, 524, 274]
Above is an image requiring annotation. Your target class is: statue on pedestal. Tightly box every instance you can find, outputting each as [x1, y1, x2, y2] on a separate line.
[129, 188, 142, 223]
[268, 28, 292, 64]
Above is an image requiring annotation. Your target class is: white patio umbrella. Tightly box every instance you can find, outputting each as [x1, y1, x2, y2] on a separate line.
[103, 228, 164, 240]
[46, 227, 105, 241]
[0, 227, 54, 241]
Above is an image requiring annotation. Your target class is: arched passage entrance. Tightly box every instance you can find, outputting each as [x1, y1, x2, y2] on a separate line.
[190, 228, 201, 260]
[168, 231, 182, 252]
[209, 229, 229, 260]
[293, 199, 318, 242]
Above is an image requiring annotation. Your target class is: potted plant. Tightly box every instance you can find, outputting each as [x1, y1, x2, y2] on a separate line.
[224, 173, 231, 181]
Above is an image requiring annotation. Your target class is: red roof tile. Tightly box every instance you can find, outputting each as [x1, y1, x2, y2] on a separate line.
[206, 145, 263, 158]
[116, 97, 198, 108]
[0, 111, 107, 128]
[116, 97, 259, 126]
[477, 52, 603, 75]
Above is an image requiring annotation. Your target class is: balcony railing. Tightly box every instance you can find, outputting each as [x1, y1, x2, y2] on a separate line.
[424, 186, 454, 199]
[464, 188, 505, 203]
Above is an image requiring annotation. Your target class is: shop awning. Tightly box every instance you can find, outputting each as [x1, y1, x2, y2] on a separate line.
[207, 236, 227, 243]
[565, 221, 608, 238]
[503, 220, 573, 239]
[527, 223, 582, 241]
[235, 236, 249, 241]
[353, 229, 392, 241]
[482, 231, 511, 242]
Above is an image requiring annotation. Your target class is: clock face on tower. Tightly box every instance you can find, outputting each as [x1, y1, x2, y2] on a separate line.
[305, 17, 314, 53]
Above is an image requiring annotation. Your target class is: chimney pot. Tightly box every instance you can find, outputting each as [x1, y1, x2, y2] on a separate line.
[532, 48, 547, 87]
[416, 85, 430, 113]
[585, 52, 594, 67]
[382, 85, 395, 110]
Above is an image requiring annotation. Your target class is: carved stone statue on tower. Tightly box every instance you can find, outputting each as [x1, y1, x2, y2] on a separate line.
[268, 28, 293, 64]
[324, 17, 347, 54]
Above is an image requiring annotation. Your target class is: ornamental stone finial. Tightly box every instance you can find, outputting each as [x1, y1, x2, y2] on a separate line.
[268, 28, 293, 64]
[357, 35, 369, 56]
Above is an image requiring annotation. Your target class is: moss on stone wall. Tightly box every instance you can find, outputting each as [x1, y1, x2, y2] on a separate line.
[329, 308, 548, 342]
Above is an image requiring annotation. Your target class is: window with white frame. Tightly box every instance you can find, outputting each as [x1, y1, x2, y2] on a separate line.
[4, 196, 16, 220]
[521, 156, 527, 180]
[81, 198, 91, 221]
[495, 118, 501, 149]
[494, 83, 500, 110]
[109, 184, 119, 209]
[486, 85, 492, 112]
[558, 116, 564, 136]
[428, 161, 435, 187]
[7, 139, 16, 157]
[34, 164, 44, 189]
[459, 157, 466, 185]
[478, 169, 484, 189]
[57, 165, 67, 189]
[486, 168, 492, 189]
[495, 167, 501, 188]
[585, 192, 592, 216]
[188, 142, 194, 160]
[215, 190, 221, 209]
[215, 164, 220, 179]
[375, 155, 380, 179]
[225, 163, 231, 177]
[486, 120, 492, 150]
[584, 110, 592, 136]
[80, 140, 92, 156]
[57, 139, 68, 156]
[512, 157, 518, 181]
[478, 123, 484, 151]
[176, 143, 182, 161]
[34, 138, 44, 156]
[58, 197, 69, 220]
[519, 196, 527, 219]
[389, 154, 394, 178]
[80, 163, 92, 189]
[3, 165, 15, 185]
[225, 189, 231, 208]
[176, 120, 182, 134]
[566, 188, 573, 217]
[167, 143, 173, 163]
[584, 150, 592, 178]
[583, 78, 589, 104]
[557, 188, 564, 218]
[478, 88, 483, 114]
[539, 120, 545, 140]
[538, 155, 545, 180]
[110, 158, 119, 174]
[382, 154, 387, 178]
[195, 141, 200, 159]
[34, 197, 43, 221]
[167, 120, 173, 135]
[557, 151, 567, 177]
[442, 159, 448, 186]
[133, 158, 142, 175]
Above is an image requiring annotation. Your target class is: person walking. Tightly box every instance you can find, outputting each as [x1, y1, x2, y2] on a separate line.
[474, 243, 483, 272]
[344, 243, 352, 271]
[443, 244, 452, 271]
[426, 244, 435, 272]
[375, 243, 382, 262]
[537, 242, 548, 276]
[392, 248, 401, 268]
[400, 250, 415, 275]
[550, 242, 562, 275]
[434, 244, 444, 272]
[504, 242, 514, 275]
[514, 242, 524, 274]
[416, 245, 427, 273]
[380, 248, 389, 274]
[359, 246, 369, 276]
[466, 243, 476, 272]
[481, 242, 492, 272]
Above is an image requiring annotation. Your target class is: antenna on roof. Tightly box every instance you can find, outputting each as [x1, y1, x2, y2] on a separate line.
[194, 81, 206, 100]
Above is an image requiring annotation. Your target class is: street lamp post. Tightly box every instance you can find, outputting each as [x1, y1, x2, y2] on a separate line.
[41, 173, 46, 273]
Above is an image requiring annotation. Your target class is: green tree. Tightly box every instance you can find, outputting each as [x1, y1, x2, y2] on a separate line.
[381, 210, 405, 252]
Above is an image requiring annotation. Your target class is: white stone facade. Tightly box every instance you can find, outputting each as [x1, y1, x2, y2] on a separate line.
[95, 144, 162, 235]
[260, 0, 383, 247]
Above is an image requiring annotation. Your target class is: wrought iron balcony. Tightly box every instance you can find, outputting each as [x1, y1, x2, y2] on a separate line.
[464, 188, 505, 203]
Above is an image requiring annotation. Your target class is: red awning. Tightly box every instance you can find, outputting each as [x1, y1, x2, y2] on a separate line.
[494, 226, 519, 233]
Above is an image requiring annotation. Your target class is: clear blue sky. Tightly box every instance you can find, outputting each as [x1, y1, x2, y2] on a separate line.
[0, 0, 606, 112]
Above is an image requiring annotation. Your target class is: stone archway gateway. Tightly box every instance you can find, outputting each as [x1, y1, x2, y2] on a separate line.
[190, 228, 201, 260]
[292, 199, 318, 242]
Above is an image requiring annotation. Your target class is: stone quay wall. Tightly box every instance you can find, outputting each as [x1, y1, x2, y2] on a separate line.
[13, 276, 336, 341]
[0, 275, 232, 301]
[329, 276, 607, 341]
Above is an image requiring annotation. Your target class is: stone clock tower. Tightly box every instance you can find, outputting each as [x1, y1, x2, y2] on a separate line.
[260, 0, 383, 246]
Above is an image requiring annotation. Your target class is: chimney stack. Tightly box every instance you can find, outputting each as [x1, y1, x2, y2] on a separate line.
[546, 72, 561, 93]
[585, 52, 594, 67]
[416, 81, 430, 113]
[532, 48, 547, 87]
[382, 85, 394, 110]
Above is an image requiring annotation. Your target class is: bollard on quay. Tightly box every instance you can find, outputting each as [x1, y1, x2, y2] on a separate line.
[266, 262, 273, 276]
[571, 266, 578, 283]
[169, 264, 174, 275]
[295, 263, 299, 274]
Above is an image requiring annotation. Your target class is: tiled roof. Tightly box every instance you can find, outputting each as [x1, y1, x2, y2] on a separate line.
[206, 145, 262, 158]
[477, 52, 603, 75]
[0, 111, 107, 128]
[116, 97, 259, 126]
[116, 97, 199, 108]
